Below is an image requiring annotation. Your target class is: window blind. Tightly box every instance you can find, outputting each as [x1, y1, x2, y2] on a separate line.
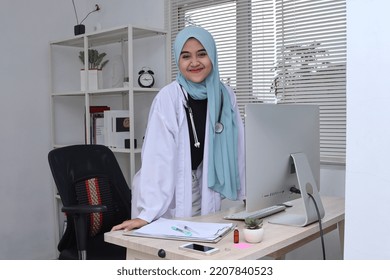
[167, 0, 346, 164]
[274, 0, 346, 163]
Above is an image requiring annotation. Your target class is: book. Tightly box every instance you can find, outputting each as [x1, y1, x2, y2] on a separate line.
[123, 218, 235, 243]
[94, 117, 105, 144]
[89, 106, 110, 144]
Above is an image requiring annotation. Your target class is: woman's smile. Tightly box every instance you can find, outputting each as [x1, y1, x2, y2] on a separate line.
[179, 38, 212, 83]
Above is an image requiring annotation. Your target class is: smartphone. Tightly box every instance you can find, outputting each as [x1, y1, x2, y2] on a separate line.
[179, 243, 219, 255]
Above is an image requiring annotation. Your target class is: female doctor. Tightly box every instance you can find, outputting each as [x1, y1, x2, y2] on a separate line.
[112, 26, 246, 232]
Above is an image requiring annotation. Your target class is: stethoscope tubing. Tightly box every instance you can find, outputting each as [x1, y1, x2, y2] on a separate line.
[179, 85, 224, 148]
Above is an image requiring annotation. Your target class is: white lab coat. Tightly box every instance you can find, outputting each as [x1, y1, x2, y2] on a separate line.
[132, 81, 246, 222]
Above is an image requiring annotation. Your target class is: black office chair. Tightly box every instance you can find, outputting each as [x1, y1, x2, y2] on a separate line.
[48, 144, 131, 260]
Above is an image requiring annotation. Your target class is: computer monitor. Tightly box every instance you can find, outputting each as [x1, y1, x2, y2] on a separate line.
[244, 103, 325, 226]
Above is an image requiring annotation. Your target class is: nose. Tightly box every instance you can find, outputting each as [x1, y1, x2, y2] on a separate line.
[190, 57, 200, 67]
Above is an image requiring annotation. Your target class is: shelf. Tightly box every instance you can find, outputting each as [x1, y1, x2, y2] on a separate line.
[52, 144, 142, 155]
[133, 87, 160, 92]
[51, 91, 85, 97]
[51, 89, 128, 97]
[50, 25, 166, 48]
[52, 87, 160, 97]
[50, 24, 166, 247]
[111, 147, 142, 154]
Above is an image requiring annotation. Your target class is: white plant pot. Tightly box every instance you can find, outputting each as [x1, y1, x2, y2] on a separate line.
[243, 228, 264, 243]
[80, 69, 103, 90]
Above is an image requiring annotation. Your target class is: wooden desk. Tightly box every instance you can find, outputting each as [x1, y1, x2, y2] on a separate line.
[104, 196, 344, 260]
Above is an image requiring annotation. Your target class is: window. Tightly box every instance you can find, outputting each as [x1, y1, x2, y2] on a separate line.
[167, 0, 346, 164]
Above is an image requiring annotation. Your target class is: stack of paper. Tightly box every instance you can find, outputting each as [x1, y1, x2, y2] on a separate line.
[123, 218, 234, 243]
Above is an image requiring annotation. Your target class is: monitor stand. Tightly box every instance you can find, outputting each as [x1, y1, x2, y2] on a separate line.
[269, 152, 325, 227]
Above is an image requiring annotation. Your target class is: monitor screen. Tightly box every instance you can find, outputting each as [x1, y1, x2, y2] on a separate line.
[244, 104, 321, 221]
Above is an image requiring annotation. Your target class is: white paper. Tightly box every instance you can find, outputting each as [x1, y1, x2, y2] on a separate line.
[124, 218, 234, 242]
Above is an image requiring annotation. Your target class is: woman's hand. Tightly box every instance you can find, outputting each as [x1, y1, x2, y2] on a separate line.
[111, 218, 148, 232]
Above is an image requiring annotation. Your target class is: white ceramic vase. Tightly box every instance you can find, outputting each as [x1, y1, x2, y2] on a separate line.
[243, 228, 264, 243]
[110, 55, 125, 88]
[80, 69, 102, 91]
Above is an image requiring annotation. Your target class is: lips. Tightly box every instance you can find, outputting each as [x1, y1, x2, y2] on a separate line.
[189, 68, 204, 73]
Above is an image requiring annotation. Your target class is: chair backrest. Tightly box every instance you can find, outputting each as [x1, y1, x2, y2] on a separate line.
[48, 144, 131, 241]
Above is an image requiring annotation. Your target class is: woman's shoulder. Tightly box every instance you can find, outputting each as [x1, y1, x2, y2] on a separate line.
[151, 80, 184, 112]
[158, 80, 180, 94]
[154, 81, 181, 101]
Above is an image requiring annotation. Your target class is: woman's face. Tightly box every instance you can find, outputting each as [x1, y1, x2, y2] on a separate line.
[178, 38, 212, 83]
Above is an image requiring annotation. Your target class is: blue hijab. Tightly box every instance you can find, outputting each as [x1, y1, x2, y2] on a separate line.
[174, 26, 240, 200]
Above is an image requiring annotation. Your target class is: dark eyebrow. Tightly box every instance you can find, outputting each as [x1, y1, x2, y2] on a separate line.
[180, 49, 207, 55]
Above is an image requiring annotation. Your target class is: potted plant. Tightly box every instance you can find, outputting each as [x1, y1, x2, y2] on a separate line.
[243, 218, 264, 243]
[270, 41, 329, 103]
[79, 49, 109, 90]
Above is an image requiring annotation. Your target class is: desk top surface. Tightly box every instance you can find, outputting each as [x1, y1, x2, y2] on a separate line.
[104, 196, 344, 260]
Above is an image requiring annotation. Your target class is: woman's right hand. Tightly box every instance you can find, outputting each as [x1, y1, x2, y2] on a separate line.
[111, 218, 148, 232]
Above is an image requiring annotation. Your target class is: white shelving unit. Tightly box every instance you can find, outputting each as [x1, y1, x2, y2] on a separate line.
[49, 25, 167, 243]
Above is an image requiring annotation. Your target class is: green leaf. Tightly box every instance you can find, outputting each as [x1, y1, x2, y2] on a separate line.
[78, 49, 109, 69]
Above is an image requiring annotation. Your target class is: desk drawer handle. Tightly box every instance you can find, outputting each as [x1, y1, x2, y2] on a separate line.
[158, 249, 166, 258]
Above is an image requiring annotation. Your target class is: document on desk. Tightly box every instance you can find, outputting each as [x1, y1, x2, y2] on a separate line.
[123, 218, 234, 243]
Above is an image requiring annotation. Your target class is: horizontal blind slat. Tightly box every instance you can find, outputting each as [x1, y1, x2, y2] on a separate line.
[170, 0, 346, 164]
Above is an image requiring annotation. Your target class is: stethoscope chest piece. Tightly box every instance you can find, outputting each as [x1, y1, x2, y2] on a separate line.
[215, 122, 224, 134]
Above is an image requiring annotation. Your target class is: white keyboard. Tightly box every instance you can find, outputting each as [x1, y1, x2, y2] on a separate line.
[224, 204, 287, 220]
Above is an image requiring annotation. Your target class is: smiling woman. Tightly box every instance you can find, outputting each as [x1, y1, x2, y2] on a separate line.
[111, 26, 246, 233]
[178, 39, 212, 83]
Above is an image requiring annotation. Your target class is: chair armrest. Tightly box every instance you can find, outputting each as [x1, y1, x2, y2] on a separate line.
[62, 204, 107, 214]
[61, 204, 108, 259]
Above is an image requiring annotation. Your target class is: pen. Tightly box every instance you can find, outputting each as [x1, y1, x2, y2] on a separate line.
[184, 225, 199, 234]
[171, 226, 192, 236]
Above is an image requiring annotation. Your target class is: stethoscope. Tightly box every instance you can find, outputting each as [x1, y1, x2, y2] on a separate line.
[180, 85, 224, 148]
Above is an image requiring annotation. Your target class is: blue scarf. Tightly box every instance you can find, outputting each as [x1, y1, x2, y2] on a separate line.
[174, 26, 240, 200]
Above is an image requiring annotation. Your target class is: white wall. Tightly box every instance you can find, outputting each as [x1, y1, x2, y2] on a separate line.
[345, 0, 390, 259]
[0, 0, 74, 260]
[0, 0, 164, 260]
[86, 0, 165, 32]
